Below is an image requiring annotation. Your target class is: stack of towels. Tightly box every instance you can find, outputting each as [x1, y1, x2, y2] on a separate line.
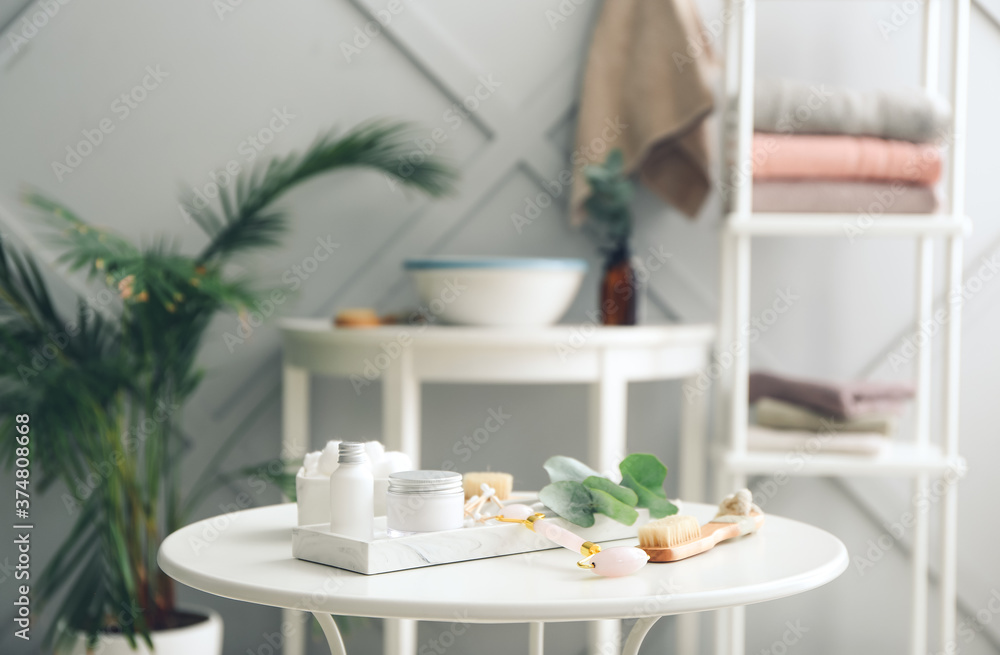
[750, 79, 951, 214]
[747, 371, 915, 455]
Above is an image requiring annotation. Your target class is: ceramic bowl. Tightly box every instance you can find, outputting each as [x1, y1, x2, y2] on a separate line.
[404, 257, 587, 327]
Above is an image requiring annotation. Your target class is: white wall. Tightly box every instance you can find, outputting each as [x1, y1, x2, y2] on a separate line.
[1, 1, 999, 654]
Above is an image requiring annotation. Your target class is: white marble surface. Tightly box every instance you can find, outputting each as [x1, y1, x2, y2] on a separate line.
[292, 509, 651, 575]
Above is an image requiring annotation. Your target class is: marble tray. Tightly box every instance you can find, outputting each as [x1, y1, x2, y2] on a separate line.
[292, 508, 651, 575]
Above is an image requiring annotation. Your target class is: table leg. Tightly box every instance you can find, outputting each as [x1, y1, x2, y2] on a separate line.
[529, 622, 545, 655]
[678, 374, 708, 654]
[384, 619, 417, 655]
[312, 613, 347, 655]
[713, 470, 746, 655]
[587, 355, 628, 477]
[283, 365, 311, 655]
[622, 616, 660, 655]
[588, 354, 627, 655]
[383, 347, 421, 468]
[587, 620, 620, 655]
[382, 350, 421, 655]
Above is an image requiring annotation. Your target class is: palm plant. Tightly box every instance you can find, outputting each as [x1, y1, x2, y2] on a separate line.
[0, 120, 455, 651]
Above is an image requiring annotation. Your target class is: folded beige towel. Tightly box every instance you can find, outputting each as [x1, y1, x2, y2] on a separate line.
[754, 398, 897, 436]
[570, 0, 714, 221]
[748, 426, 889, 456]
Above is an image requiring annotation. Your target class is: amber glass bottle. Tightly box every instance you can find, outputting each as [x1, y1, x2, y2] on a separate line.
[600, 244, 638, 325]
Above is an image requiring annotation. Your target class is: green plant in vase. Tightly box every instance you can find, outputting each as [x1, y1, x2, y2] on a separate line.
[582, 148, 639, 326]
[0, 121, 456, 652]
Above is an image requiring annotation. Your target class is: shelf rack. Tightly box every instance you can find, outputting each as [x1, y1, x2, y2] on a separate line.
[714, 0, 970, 653]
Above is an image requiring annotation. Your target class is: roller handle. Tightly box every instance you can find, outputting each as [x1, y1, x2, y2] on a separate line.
[533, 518, 587, 553]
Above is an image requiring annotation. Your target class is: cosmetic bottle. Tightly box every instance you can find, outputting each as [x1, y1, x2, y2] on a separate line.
[328, 442, 373, 540]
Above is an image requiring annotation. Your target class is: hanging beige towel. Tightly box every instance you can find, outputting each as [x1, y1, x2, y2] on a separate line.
[570, 0, 715, 222]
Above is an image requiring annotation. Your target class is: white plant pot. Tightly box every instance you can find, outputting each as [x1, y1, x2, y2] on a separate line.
[70, 607, 222, 655]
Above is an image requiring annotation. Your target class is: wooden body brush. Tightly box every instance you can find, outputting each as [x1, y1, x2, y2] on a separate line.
[639, 489, 765, 562]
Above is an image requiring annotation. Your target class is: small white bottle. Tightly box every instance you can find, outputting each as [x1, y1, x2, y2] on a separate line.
[328, 442, 373, 540]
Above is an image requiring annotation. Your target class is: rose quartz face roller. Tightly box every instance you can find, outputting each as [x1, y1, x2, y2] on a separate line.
[492, 503, 650, 577]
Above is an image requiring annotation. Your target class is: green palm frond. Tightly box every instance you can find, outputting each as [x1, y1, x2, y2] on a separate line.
[187, 120, 457, 263]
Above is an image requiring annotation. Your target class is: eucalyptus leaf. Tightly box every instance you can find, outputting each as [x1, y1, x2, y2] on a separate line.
[619, 453, 678, 519]
[543, 455, 601, 484]
[583, 475, 638, 506]
[588, 488, 639, 526]
[539, 481, 596, 527]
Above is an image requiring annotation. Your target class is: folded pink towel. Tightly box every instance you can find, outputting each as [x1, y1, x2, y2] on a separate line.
[752, 180, 938, 214]
[748, 371, 915, 420]
[752, 134, 942, 185]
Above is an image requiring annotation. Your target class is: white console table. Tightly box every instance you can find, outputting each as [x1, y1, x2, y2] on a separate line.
[278, 319, 715, 655]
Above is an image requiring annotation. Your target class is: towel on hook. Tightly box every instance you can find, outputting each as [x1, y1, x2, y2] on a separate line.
[570, 0, 715, 221]
[749, 371, 915, 420]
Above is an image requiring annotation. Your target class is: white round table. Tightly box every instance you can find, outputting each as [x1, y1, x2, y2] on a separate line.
[159, 502, 848, 655]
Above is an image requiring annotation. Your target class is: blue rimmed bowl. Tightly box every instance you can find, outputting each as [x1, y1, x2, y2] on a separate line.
[403, 256, 588, 327]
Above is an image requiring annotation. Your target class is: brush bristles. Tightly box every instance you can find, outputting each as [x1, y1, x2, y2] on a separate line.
[638, 515, 701, 549]
[462, 472, 513, 500]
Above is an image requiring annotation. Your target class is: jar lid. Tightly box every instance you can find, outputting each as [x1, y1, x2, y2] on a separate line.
[388, 470, 463, 495]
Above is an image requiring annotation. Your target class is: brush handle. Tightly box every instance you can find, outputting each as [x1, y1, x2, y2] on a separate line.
[644, 514, 765, 563]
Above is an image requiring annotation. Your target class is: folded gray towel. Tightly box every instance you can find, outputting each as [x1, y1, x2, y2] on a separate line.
[753, 78, 951, 143]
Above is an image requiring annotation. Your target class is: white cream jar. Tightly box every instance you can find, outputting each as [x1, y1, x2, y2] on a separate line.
[386, 471, 464, 537]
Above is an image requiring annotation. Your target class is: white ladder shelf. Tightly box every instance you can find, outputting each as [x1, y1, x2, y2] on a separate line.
[715, 0, 969, 653]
